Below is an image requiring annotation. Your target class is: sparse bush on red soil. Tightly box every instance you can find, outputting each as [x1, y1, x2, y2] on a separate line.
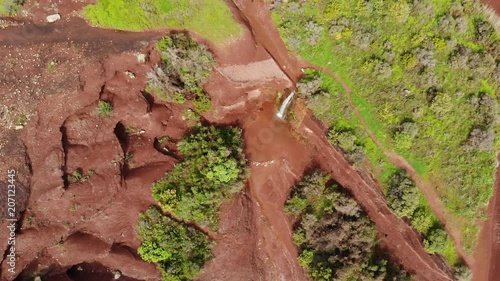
[146, 33, 214, 112]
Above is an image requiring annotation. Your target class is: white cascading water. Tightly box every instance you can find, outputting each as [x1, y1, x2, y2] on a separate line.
[276, 91, 295, 120]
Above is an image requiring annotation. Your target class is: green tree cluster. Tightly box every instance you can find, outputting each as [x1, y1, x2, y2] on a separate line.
[137, 207, 211, 281]
[146, 33, 214, 112]
[153, 125, 246, 230]
[286, 170, 411, 281]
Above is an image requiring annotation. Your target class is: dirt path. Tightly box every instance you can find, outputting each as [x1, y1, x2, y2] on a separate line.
[0, 17, 163, 46]
[303, 62, 473, 268]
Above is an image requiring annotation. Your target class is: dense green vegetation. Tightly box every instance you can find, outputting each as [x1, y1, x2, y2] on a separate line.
[152, 125, 247, 231]
[272, 0, 500, 253]
[83, 0, 241, 44]
[285, 170, 412, 281]
[146, 33, 214, 113]
[0, 0, 24, 15]
[137, 207, 211, 281]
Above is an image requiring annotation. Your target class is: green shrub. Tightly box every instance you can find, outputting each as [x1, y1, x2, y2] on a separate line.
[137, 207, 211, 281]
[386, 170, 461, 266]
[153, 125, 246, 230]
[0, 0, 24, 15]
[192, 94, 212, 113]
[97, 100, 112, 117]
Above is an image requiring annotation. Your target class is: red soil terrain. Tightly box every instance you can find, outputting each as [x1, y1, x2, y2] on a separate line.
[0, 0, 497, 281]
[482, 0, 500, 16]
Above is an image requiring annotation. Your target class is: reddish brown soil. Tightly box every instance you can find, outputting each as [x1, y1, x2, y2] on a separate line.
[482, 0, 500, 15]
[227, 0, 303, 82]
[199, 99, 311, 281]
[197, 3, 309, 278]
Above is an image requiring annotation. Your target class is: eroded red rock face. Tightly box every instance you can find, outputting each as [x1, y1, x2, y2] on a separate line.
[0, 20, 177, 280]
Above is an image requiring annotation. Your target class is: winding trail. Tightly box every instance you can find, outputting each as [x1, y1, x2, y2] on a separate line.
[0, 17, 163, 46]
[303, 63, 473, 268]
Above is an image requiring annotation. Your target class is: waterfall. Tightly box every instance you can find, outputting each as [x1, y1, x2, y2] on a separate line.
[276, 91, 295, 120]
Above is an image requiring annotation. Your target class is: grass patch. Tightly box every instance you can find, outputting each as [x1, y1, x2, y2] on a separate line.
[0, 0, 5, 15]
[97, 100, 112, 117]
[350, 92, 391, 147]
[83, 0, 242, 44]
